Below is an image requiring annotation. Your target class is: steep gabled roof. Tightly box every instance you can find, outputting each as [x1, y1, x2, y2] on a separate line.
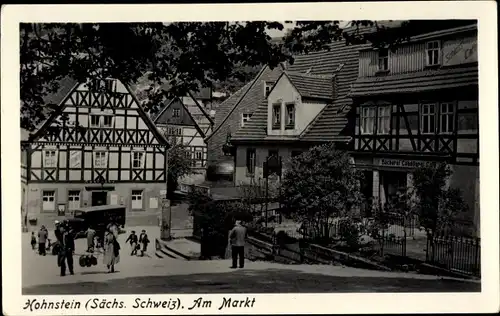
[153, 96, 209, 139]
[27, 77, 170, 147]
[283, 71, 334, 100]
[206, 65, 284, 142]
[231, 40, 363, 142]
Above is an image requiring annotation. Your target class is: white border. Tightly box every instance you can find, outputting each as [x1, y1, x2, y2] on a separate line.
[2, 2, 499, 314]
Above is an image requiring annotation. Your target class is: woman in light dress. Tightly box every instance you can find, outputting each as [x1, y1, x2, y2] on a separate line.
[103, 227, 120, 273]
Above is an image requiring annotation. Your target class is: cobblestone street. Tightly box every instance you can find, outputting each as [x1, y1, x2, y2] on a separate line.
[22, 227, 480, 295]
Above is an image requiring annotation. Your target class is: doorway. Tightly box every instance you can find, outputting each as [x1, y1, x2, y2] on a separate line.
[380, 171, 407, 204]
[92, 191, 108, 206]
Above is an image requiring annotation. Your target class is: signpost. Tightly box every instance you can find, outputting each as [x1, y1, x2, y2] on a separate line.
[160, 194, 171, 240]
[263, 155, 282, 227]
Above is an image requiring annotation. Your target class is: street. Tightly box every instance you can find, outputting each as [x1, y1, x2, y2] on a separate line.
[23, 226, 480, 294]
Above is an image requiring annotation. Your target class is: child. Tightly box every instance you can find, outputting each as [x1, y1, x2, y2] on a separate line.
[138, 230, 150, 257]
[125, 231, 139, 256]
[31, 232, 37, 250]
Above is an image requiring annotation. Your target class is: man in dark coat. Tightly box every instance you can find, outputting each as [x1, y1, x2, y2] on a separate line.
[57, 224, 75, 276]
[37, 226, 48, 256]
[229, 220, 247, 269]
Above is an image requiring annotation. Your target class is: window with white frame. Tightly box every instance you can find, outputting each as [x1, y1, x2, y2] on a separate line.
[173, 108, 180, 118]
[90, 115, 101, 128]
[440, 102, 455, 133]
[285, 103, 295, 129]
[68, 190, 81, 210]
[421, 103, 436, 134]
[377, 106, 391, 134]
[42, 190, 56, 211]
[43, 149, 57, 168]
[426, 41, 441, 66]
[131, 190, 143, 209]
[272, 103, 281, 129]
[101, 115, 113, 128]
[378, 49, 389, 71]
[93, 151, 108, 168]
[241, 113, 252, 127]
[360, 107, 376, 134]
[132, 151, 145, 169]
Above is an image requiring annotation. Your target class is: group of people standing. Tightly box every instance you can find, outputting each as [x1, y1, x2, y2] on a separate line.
[125, 230, 150, 257]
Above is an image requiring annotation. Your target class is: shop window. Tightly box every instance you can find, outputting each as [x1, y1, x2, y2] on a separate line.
[377, 105, 391, 134]
[440, 102, 455, 133]
[426, 41, 441, 66]
[246, 148, 256, 175]
[131, 190, 143, 209]
[42, 190, 56, 211]
[68, 190, 81, 210]
[420, 103, 436, 134]
[361, 107, 376, 134]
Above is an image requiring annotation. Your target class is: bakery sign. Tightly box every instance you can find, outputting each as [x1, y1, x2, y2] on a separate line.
[442, 37, 477, 67]
[379, 158, 430, 169]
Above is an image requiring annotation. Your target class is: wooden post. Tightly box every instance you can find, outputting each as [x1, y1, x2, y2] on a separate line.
[160, 198, 171, 240]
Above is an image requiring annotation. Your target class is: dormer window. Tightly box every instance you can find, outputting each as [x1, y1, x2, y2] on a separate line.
[426, 41, 441, 66]
[285, 103, 295, 130]
[241, 113, 252, 127]
[378, 49, 389, 71]
[264, 82, 272, 97]
[272, 103, 281, 130]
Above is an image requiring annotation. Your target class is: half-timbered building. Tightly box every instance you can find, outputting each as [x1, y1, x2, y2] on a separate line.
[349, 23, 479, 235]
[22, 76, 170, 227]
[152, 95, 214, 184]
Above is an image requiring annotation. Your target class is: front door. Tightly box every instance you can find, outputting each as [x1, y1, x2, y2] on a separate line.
[92, 191, 108, 206]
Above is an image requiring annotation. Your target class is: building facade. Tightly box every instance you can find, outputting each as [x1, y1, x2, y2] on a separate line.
[229, 40, 361, 185]
[22, 77, 170, 227]
[349, 23, 479, 235]
[153, 95, 214, 184]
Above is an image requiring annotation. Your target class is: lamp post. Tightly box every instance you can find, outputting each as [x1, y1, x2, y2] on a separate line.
[160, 148, 172, 240]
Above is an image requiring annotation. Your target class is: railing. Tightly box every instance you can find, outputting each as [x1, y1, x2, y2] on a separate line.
[426, 234, 481, 277]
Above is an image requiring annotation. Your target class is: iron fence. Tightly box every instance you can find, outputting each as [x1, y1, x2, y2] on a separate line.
[426, 234, 481, 277]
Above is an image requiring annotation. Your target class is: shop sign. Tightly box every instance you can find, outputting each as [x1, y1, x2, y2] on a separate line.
[443, 37, 477, 66]
[379, 158, 430, 168]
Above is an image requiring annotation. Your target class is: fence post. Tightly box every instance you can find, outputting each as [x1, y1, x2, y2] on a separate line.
[474, 237, 480, 275]
[402, 227, 407, 257]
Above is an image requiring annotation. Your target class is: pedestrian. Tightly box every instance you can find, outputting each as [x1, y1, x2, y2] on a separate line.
[103, 227, 120, 273]
[229, 220, 247, 269]
[86, 226, 96, 253]
[30, 232, 37, 250]
[125, 230, 139, 256]
[139, 230, 150, 257]
[57, 223, 75, 276]
[38, 225, 48, 256]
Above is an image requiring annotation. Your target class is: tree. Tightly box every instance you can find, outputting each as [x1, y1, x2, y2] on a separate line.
[280, 143, 364, 241]
[21, 20, 476, 131]
[237, 178, 280, 225]
[411, 162, 469, 237]
[165, 136, 192, 198]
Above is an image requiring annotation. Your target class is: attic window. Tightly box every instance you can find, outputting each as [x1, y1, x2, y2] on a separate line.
[272, 103, 281, 130]
[173, 109, 180, 118]
[104, 79, 117, 93]
[241, 113, 252, 127]
[264, 83, 271, 97]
